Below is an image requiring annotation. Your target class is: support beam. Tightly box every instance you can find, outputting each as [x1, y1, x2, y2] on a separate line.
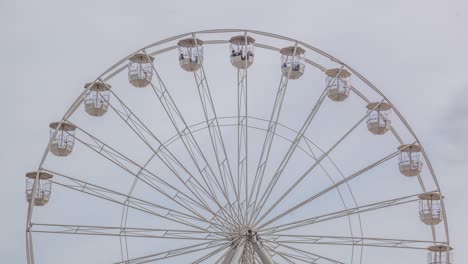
[221, 246, 237, 264]
[251, 236, 274, 264]
[229, 241, 246, 264]
[222, 240, 246, 264]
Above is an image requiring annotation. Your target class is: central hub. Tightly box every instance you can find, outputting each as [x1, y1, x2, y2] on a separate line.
[236, 227, 261, 244]
[224, 227, 273, 263]
[239, 227, 254, 237]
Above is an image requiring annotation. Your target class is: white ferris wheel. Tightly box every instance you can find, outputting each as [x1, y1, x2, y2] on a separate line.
[25, 29, 452, 264]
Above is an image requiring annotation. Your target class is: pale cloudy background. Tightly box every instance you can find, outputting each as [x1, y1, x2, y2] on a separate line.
[1, 0, 468, 263]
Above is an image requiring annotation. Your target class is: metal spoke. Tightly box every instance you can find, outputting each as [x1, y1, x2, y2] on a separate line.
[300, 136, 363, 264]
[120, 153, 157, 262]
[44, 169, 224, 231]
[100, 92, 215, 214]
[262, 234, 446, 250]
[66, 124, 240, 232]
[249, 44, 299, 222]
[30, 223, 231, 241]
[256, 149, 400, 229]
[192, 243, 231, 264]
[261, 192, 428, 234]
[253, 101, 386, 227]
[249, 67, 346, 225]
[264, 240, 345, 264]
[191, 35, 239, 222]
[236, 34, 250, 225]
[249, 86, 329, 224]
[113, 240, 229, 264]
[264, 242, 323, 263]
[100, 88, 237, 225]
[65, 126, 215, 223]
[143, 50, 241, 225]
[263, 246, 296, 264]
[264, 244, 315, 263]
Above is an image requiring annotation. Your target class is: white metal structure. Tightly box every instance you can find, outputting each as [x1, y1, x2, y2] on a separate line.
[26, 29, 452, 264]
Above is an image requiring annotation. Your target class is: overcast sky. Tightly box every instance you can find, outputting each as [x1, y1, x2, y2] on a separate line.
[2, 0, 468, 263]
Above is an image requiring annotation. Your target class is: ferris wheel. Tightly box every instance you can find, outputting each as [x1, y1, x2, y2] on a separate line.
[25, 29, 453, 264]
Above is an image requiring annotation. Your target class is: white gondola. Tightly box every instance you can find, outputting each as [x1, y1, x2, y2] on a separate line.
[49, 122, 76, 157]
[326, 68, 351, 102]
[178, 38, 204, 72]
[398, 144, 423, 176]
[128, 53, 154, 88]
[280, 46, 305, 79]
[229, 35, 255, 69]
[419, 192, 443, 225]
[366, 102, 392, 135]
[84, 81, 111, 116]
[25, 171, 53, 206]
[427, 245, 453, 264]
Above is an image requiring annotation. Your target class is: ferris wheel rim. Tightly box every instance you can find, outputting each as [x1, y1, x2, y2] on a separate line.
[26, 28, 450, 264]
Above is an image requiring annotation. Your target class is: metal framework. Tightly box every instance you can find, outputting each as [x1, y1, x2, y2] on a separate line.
[26, 29, 451, 264]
